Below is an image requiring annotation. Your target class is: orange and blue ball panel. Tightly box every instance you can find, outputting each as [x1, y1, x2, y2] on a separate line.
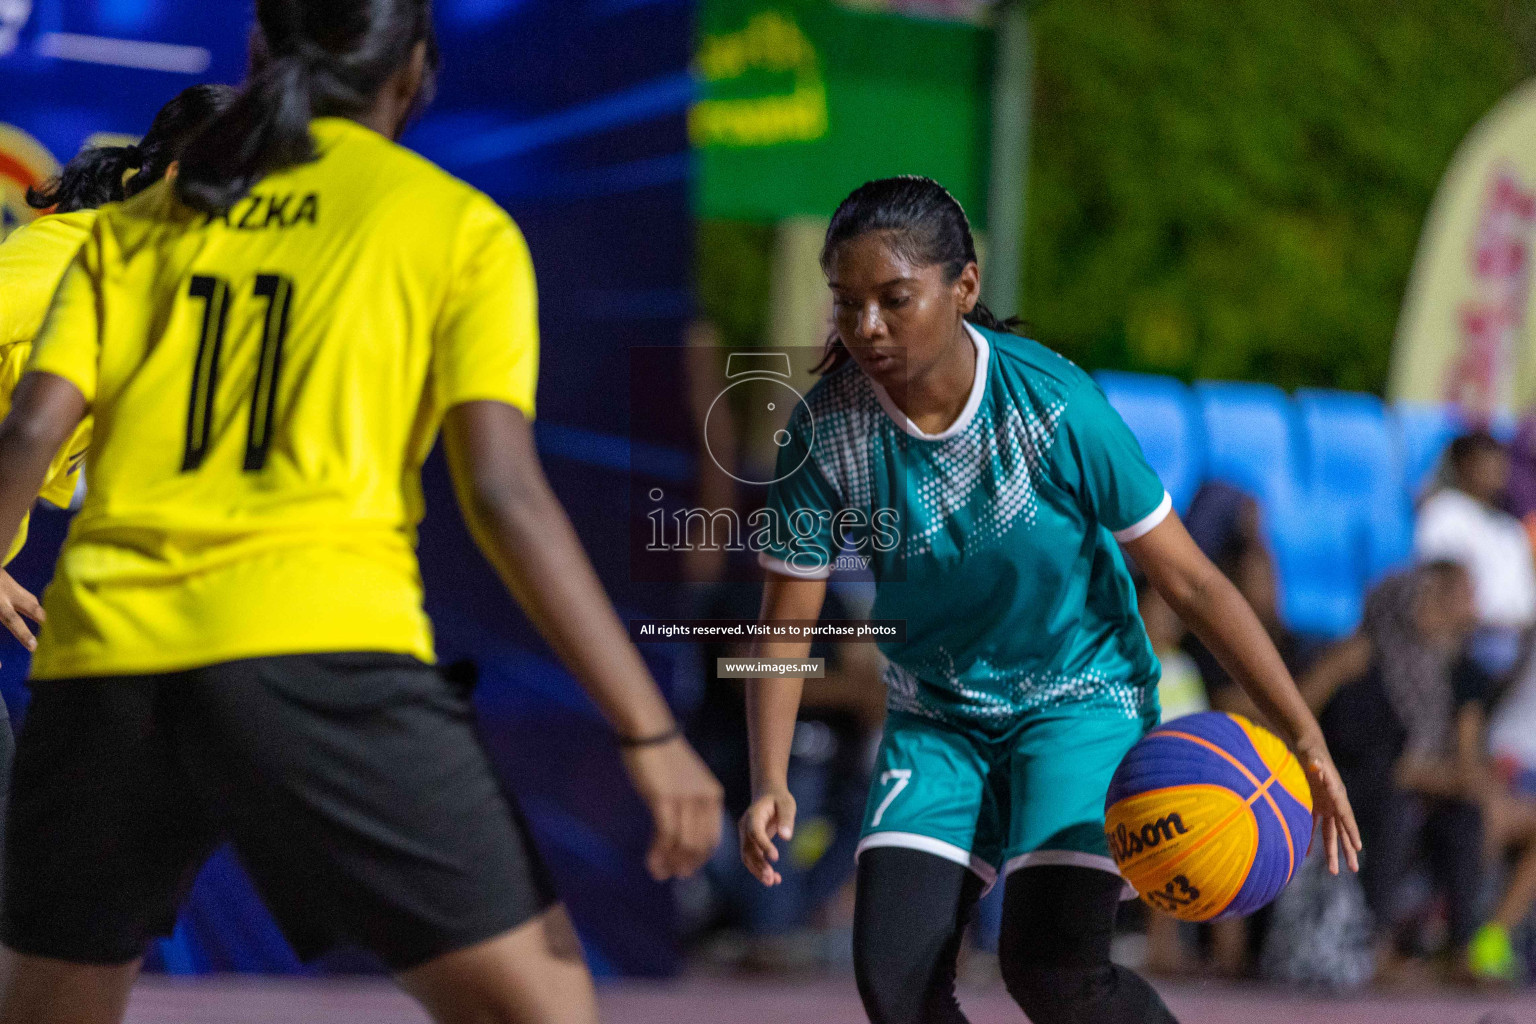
[1104, 711, 1313, 922]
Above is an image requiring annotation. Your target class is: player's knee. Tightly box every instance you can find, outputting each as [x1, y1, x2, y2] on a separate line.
[407, 910, 597, 1024]
[853, 938, 948, 1024]
[998, 956, 1102, 1024]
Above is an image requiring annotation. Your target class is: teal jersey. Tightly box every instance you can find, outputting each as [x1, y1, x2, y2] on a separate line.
[760, 324, 1170, 735]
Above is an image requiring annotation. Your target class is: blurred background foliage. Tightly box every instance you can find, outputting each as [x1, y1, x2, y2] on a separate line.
[697, 0, 1535, 392]
[696, 218, 777, 352]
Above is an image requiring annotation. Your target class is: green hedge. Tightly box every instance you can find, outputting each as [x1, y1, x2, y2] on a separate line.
[695, 218, 777, 352]
[697, 2, 1528, 392]
[1024, 0, 1527, 391]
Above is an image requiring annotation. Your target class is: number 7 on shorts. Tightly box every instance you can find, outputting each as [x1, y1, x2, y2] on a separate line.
[871, 768, 912, 827]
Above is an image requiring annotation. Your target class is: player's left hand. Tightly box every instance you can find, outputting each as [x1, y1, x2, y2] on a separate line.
[0, 569, 43, 655]
[622, 736, 725, 881]
[1294, 731, 1361, 875]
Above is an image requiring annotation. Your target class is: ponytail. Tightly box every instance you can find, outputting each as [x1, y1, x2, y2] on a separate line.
[26, 144, 144, 214]
[175, 0, 439, 216]
[175, 56, 316, 214]
[967, 301, 1023, 335]
[25, 82, 237, 215]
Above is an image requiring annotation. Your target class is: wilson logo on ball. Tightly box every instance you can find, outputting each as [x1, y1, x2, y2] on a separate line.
[1107, 812, 1190, 862]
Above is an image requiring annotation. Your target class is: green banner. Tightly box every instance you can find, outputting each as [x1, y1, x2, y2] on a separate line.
[692, 0, 992, 224]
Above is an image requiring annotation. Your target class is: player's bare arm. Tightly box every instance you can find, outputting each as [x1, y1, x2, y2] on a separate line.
[1125, 511, 1363, 875]
[0, 372, 84, 639]
[441, 399, 722, 881]
[739, 569, 826, 886]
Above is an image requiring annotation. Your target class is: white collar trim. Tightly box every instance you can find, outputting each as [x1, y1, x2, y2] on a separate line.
[868, 322, 990, 441]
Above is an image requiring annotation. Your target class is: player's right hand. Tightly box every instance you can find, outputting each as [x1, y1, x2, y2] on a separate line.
[0, 569, 43, 654]
[1295, 732, 1362, 875]
[622, 737, 724, 881]
[739, 785, 797, 887]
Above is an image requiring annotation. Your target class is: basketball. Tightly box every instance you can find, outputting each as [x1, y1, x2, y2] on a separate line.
[1105, 711, 1313, 922]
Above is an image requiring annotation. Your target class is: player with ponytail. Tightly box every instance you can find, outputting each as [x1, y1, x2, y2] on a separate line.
[0, 3, 719, 1022]
[738, 176, 1359, 1024]
[24, 83, 234, 214]
[5, 81, 235, 573]
[810, 176, 1019, 375]
[0, 84, 234, 996]
[173, 0, 438, 214]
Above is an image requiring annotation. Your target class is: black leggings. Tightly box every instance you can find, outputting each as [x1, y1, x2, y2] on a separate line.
[853, 848, 1178, 1024]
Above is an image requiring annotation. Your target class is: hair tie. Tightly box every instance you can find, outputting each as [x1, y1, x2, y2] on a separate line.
[122, 144, 144, 170]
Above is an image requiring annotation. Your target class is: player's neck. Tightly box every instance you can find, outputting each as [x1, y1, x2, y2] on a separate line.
[352, 107, 403, 140]
[886, 323, 977, 435]
[352, 81, 416, 140]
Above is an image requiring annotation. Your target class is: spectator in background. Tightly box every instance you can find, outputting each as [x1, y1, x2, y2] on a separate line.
[1180, 482, 1305, 726]
[1415, 431, 1536, 679]
[1301, 561, 1487, 980]
[1181, 480, 1255, 577]
[1138, 577, 1207, 723]
[1476, 637, 1536, 981]
[1502, 415, 1536, 546]
[1176, 481, 1307, 976]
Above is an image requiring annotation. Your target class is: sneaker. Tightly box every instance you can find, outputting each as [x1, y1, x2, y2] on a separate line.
[1467, 923, 1520, 983]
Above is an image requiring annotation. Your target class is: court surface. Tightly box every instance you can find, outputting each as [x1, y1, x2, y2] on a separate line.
[120, 977, 1536, 1023]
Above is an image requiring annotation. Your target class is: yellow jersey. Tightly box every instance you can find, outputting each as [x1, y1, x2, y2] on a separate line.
[28, 117, 538, 678]
[0, 211, 96, 562]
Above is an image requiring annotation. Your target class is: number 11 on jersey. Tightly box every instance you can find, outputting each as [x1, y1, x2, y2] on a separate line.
[183, 273, 294, 473]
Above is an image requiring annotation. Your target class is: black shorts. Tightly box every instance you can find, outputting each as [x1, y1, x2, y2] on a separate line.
[2, 653, 556, 970]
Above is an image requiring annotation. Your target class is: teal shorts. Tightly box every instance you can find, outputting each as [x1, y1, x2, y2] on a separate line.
[857, 707, 1156, 892]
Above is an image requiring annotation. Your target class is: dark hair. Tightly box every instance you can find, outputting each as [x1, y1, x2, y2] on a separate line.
[815, 175, 1020, 373]
[26, 84, 238, 214]
[175, 0, 439, 214]
[1447, 429, 1505, 471]
[1418, 557, 1470, 591]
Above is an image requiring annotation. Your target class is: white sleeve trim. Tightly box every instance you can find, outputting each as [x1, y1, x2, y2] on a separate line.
[757, 550, 833, 580]
[1112, 491, 1173, 543]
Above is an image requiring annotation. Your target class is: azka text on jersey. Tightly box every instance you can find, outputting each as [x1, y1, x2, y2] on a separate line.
[205, 192, 319, 231]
